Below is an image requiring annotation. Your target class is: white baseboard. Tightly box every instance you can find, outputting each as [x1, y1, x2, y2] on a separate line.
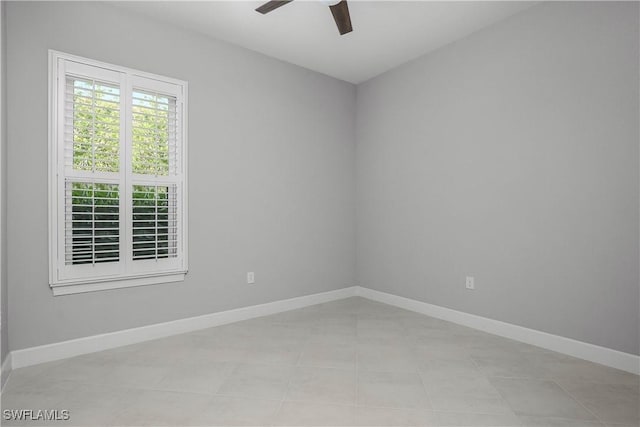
[356, 286, 639, 375]
[11, 286, 358, 369]
[1, 352, 11, 392]
[8, 285, 638, 376]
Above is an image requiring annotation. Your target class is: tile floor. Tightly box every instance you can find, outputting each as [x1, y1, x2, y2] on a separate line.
[1, 297, 638, 426]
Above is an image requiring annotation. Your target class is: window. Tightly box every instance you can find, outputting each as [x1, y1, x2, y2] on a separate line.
[49, 51, 188, 295]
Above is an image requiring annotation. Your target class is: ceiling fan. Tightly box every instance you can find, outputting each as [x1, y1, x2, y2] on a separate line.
[255, 0, 353, 35]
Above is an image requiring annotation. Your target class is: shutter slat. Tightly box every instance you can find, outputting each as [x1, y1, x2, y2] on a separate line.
[64, 76, 120, 174]
[132, 184, 178, 261]
[131, 88, 178, 177]
[64, 181, 120, 266]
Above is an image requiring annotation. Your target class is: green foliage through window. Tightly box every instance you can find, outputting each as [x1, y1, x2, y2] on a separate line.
[132, 90, 175, 176]
[67, 182, 119, 265]
[71, 78, 120, 173]
[133, 185, 176, 260]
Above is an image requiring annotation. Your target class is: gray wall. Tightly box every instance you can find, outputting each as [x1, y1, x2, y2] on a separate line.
[356, 1, 639, 355]
[6, 1, 356, 351]
[1, 0, 8, 369]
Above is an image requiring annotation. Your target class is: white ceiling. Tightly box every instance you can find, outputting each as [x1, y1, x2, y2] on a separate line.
[113, 1, 535, 84]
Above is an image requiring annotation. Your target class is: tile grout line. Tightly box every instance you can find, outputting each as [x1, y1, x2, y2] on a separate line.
[270, 324, 308, 426]
[409, 321, 435, 414]
[553, 379, 608, 426]
[467, 355, 529, 424]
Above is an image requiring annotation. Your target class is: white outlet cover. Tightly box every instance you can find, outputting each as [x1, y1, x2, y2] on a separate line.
[247, 272, 255, 284]
[465, 276, 475, 289]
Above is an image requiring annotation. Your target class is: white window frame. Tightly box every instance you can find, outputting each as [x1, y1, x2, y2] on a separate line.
[48, 50, 188, 296]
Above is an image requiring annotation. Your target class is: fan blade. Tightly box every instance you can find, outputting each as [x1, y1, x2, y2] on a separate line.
[255, 0, 293, 14]
[329, 0, 352, 35]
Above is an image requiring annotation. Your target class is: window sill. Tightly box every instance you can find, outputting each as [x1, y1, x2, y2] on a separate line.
[50, 272, 187, 296]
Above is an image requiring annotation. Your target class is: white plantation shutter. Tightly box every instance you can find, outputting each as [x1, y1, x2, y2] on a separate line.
[64, 77, 121, 174]
[64, 181, 120, 266]
[50, 51, 187, 295]
[132, 184, 178, 261]
[131, 89, 179, 176]
[56, 61, 125, 282]
[127, 76, 184, 276]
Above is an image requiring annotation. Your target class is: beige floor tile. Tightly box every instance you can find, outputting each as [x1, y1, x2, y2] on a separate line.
[99, 362, 169, 388]
[518, 415, 605, 426]
[357, 370, 431, 409]
[217, 363, 294, 399]
[172, 341, 248, 363]
[111, 389, 211, 426]
[298, 341, 357, 370]
[358, 343, 420, 373]
[59, 384, 141, 427]
[198, 395, 281, 426]
[357, 330, 412, 347]
[240, 342, 302, 366]
[305, 333, 356, 347]
[403, 316, 455, 333]
[544, 359, 639, 386]
[557, 380, 639, 425]
[418, 356, 484, 379]
[314, 322, 359, 337]
[437, 411, 523, 426]
[472, 354, 549, 379]
[317, 312, 358, 326]
[285, 366, 357, 404]
[429, 394, 515, 415]
[273, 401, 357, 426]
[412, 340, 471, 361]
[155, 361, 236, 394]
[490, 378, 598, 421]
[41, 356, 119, 385]
[357, 316, 406, 332]
[1, 361, 64, 394]
[354, 406, 439, 426]
[422, 372, 502, 398]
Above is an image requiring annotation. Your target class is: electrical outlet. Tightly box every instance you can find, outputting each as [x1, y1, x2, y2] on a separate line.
[247, 272, 255, 284]
[465, 276, 475, 290]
